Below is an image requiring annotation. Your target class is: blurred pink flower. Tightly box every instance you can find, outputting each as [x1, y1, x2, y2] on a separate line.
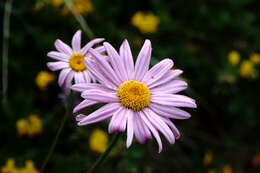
[72, 39, 196, 152]
[47, 30, 105, 88]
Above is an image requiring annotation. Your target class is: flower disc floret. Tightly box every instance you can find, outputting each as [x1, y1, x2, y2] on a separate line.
[69, 53, 86, 71]
[117, 80, 151, 111]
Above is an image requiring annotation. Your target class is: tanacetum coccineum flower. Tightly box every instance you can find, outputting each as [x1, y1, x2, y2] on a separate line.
[72, 40, 197, 152]
[47, 30, 105, 88]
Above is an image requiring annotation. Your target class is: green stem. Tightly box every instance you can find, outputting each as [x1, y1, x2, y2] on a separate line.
[86, 133, 121, 173]
[40, 92, 74, 172]
[64, 0, 95, 39]
[2, 0, 13, 104]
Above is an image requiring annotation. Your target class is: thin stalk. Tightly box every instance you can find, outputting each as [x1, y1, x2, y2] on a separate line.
[2, 0, 13, 104]
[64, 0, 95, 39]
[40, 92, 74, 172]
[86, 133, 121, 173]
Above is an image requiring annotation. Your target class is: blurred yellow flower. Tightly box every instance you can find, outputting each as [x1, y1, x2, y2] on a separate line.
[1, 159, 39, 173]
[35, 71, 55, 90]
[228, 50, 240, 66]
[249, 52, 260, 64]
[16, 119, 29, 136]
[131, 11, 160, 34]
[222, 164, 232, 173]
[50, 0, 63, 7]
[27, 115, 43, 136]
[61, 0, 94, 15]
[20, 160, 39, 173]
[203, 152, 213, 165]
[239, 60, 254, 78]
[16, 114, 42, 136]
[89, 129, 108, 153]
[1, 159, 18, 173]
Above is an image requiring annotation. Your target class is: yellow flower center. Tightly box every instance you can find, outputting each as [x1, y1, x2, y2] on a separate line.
[117, 80, 151, 112]
[69, 53, 86, 72]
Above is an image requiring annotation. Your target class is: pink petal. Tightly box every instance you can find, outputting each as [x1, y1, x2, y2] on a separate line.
[64, 70, 74, 88]
[89, 48, 122, 85]
[94, 46, 106, 54]
[120, 40, 135, 80]
[47, 51, 69, 62]
[77, 103, 121, 125]
[71, 83, 114, 93]
[148, 69, 183, 88]
[47, 62, 69, 71]
[126, 109, 134, 148]
[108, 107, 128, 133]
[160, 117, 181, 139]
[151, 94, 197, 108]
[85, 59, 117, 89]
[81, 38, 105, 54]
[144, 109, 175, 144]
[149, 103, 191, 119]
[72, 30, 81, 52]
[73, 99, 99, 113]
[104, 42, 127, 81]
[81, 89, 118, 102]
[55, 39, 72, 55]
[74, 72, 85, 83]
[140, 111, 163, 153]
[134, 40, 152, 81]
[133, 112, 152, 144]
[143, 59, 174, 84]
[58, 68, 71, 86]
[151, 80, 187, 94]
[83, 71, 92, 82]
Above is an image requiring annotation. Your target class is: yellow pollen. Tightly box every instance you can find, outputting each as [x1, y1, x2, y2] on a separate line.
[117, 80, 151, 111]
[69, 53, 86, 71]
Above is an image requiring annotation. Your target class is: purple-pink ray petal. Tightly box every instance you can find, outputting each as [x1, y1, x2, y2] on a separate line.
[104, 42, 127, 81]
[120, 40, 135, 80]
[85, 58, 117, 89]
[73, 99, 99, 113]
[47, 62, 69, 71]
[134, 40, 152, 81]
[140, 111, 163, 153]
[135, 112, 152, 142]
[81, 38, 105, 54]
[144, 109, 175, 144]
[160, 117, 181, 139]
[108, 107, 128, 133]
[55, 39, 73, 55]
[149, 103, 191, 119]
[58, 68, 71, 86]
[47, 51, 69, 62]
[71, 83, 114, 93]
[72, 30, 81, 52]
[77, 103, 121, 126]
[83, 71, 92, 83]
[126, 109, 134, 148]
[151, 94, 197, 108]
[64, 70, 74, 88]
[148, 69, 183, 88]
[74, 72, 85, 83]
[133, 112, 150, 144]
[151, 80, 187, 94]
[89, 48, 122, 85]
[81, 89, 118, 102]
[143, 59, 174, 84]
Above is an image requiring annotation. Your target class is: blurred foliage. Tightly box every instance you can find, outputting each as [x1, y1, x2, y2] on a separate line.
[1, 0, 260, 172]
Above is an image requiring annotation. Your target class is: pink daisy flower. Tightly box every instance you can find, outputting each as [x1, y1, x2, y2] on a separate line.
[47, 30, 105, 88]
[71, 39, 197, 152]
